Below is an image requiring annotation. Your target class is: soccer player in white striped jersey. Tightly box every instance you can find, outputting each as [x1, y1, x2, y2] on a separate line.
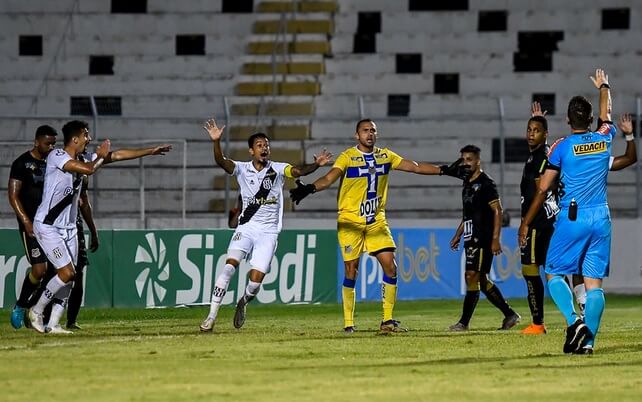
[27, 120, 110, 333]
[199, 117, 332, 332]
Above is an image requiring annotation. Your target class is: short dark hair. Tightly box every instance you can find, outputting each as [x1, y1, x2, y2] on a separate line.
[34, 125, 58, 139]
[61, 120, 89, 145]
[460, 144, 481, 156]
[528, 116, 548, 131]
[248, 132, 269, 148]
[567, 96, 593, 130]
[356, 118, 375, 132]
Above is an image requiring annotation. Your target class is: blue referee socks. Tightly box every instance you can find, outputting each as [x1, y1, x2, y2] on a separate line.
[547, 275, 578, 326]
[584, 288, 605, 347]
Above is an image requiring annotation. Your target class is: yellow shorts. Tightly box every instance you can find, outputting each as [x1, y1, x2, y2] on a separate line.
[337, 218, 396, 261]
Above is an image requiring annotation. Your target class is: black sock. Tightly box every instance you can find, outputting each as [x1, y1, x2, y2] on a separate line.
[66, 269, 84, 325]
[524, 275, 545, 324]
[459, 290, 480, 326]
[482, 284, 514, 317]
[16, 273, 39, 308]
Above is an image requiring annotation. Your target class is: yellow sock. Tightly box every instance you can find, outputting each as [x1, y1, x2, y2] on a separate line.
[342, 286, 356, 328]
[382, 282, 398, 322]
[28, 272, 39, 285]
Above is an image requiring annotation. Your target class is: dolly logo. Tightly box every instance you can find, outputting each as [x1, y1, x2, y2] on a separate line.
[134, 233, 170, 307]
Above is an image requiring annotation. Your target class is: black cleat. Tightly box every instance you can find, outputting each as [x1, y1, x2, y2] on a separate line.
[343, 326, 355, 333]
[380, 319, 408, 333]
[233, 297, 247, 329]
[498, 312, 521, 330]
[563, 319, 590, 354]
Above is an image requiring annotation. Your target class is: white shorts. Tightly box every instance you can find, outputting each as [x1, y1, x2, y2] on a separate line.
[33, 221, 78, 269]
[227, 227, 278, 274]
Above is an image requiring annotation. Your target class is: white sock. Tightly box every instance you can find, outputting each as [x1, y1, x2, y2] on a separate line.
[208, 264, 236, 320]
[573, 284, 587, 306]
[47, 283, 73, 328]
[244, 280, 261, 302]
[33, 275, 67, 315]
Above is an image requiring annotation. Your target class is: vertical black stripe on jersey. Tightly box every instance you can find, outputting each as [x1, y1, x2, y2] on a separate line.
[43, 175, 83, 225]
[238, 167, 278, 225]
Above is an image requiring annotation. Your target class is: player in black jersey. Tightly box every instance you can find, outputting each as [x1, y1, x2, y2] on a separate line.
[449, 145, 520, 331]
[519, 103, 558, 334]
[8, 125, 58, 329]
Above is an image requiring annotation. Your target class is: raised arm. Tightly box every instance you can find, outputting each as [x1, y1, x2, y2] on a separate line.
[63, 139, 111, 175]
[289, 148, 333, 177]
[7, 179, 34, 236]
[203, 117, 235, 174]
[590, 68, 611, 123]
[611, 113, 638, 171]
[105, 144, 172, 164]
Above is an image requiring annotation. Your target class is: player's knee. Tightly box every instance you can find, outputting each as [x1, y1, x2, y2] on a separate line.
[465, 270, 479, 284]
[344, 260, 359, 279]
[31, 263, 48, 278]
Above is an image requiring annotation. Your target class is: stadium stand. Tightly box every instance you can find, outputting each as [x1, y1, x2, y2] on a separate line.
[0, 0, 640, 227]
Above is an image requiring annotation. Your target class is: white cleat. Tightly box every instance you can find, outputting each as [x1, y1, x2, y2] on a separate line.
[45, 325, 73, 334]
[28, 309, 46, 334]
[199, 317, 215, 332]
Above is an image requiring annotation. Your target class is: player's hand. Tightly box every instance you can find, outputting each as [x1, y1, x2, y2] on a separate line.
[313, 148, 333, 167]
[590, 68, 609, 89]
[203, 118, 225, 141]
[491, 239, 502, 255]
[531, 101, 547, 117]
[289, 179, 316, 205]
[518, 223, 529, 248]
[89, 231, 100, 252]
[440, 158, 472, 181]
[450, 235, 460, 251]
[151, 144, 172, 155]
[96, 139, 111, 159]
[618, 113, 634, 135]
[23, 220, 35, 238]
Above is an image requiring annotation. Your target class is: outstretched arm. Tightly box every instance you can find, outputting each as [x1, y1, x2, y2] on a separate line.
[395, 158, 471, 179]
[611, 114, 637, 171]
[203, 117, 235, 174]
[289, 167, 343, 205]
[290, 149, 333, 177]
[105, 144, 172, 164]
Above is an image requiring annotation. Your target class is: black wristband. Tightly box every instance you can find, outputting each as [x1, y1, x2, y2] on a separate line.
[599, 83, 610, 89]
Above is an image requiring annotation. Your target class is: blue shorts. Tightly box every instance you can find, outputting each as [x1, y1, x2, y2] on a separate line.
[545, 205, 611, 279]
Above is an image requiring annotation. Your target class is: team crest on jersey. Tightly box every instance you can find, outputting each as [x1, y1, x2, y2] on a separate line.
[375, 152, 388, 159]
[345, 245, 353, 254]
[573, 141, 607, 156]
[472, 184, 481, 192]
[261, 178, 273, 190]
[31, 248, 41, 258]
[63, 186, 73, 196]
[52, 247, 63, 259]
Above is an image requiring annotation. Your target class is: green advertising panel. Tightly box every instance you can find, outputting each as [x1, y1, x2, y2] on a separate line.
[0, 229, 112, 308]
[1, 229, 337, 309]
[111, 229, 338, 308]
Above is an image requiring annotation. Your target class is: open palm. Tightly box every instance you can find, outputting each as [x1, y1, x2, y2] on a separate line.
[203, 118, 226, 141]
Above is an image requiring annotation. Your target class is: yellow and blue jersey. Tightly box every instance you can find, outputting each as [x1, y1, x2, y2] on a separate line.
[333, 146, 403, 224]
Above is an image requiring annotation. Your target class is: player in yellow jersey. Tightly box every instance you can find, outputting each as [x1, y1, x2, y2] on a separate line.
[290, 119, 468, 333]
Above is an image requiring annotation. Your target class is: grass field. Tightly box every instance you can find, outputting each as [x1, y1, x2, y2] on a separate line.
[2, 296, 642, 402]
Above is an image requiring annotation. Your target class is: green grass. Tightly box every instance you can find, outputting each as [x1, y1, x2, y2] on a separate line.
[2, 296, 642, 401]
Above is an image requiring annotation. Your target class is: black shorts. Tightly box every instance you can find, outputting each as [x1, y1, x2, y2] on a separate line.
[19, 227, 48, 265]
[464, 244, 493, 274]
[520, 226, 553, 266]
